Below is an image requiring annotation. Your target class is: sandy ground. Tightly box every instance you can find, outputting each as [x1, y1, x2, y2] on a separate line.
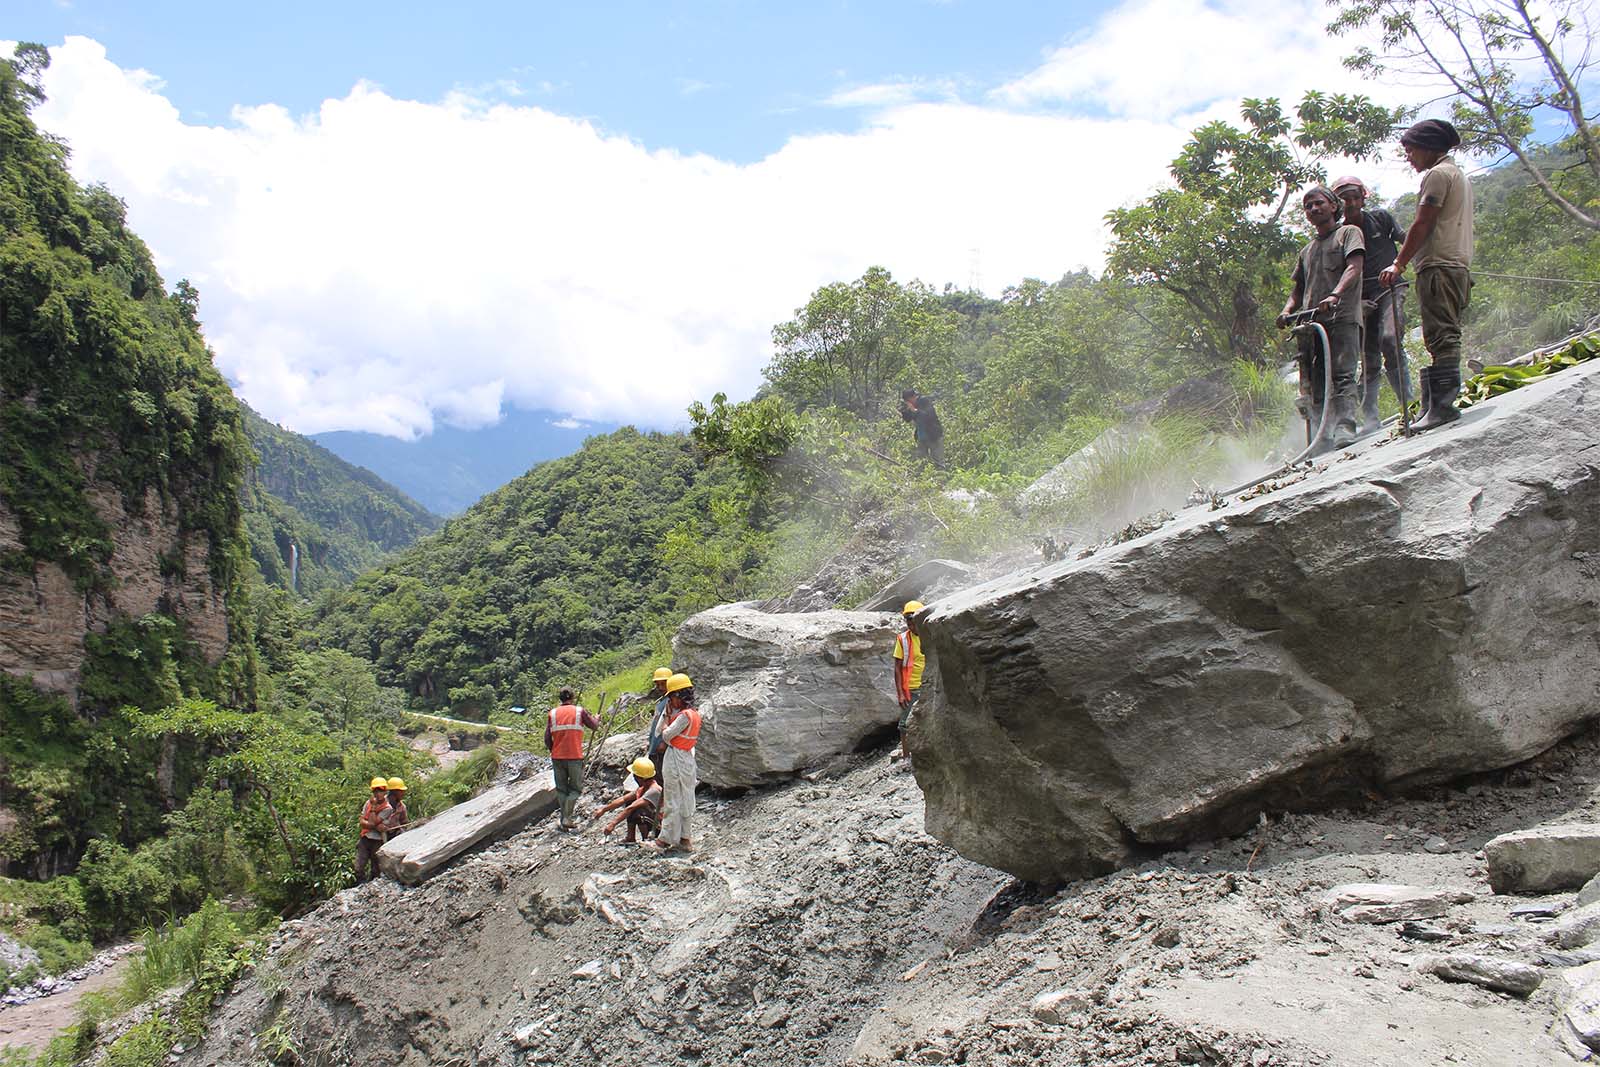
[0, 955, 134, 1056]
[172, 721, 1600, 1067]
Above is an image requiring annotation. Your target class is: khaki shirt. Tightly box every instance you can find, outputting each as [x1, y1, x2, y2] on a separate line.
[1414, 157, 1473, 270]
[1292, 224, 1365, 325]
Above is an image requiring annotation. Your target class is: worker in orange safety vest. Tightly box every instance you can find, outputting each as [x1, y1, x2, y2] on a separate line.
[545, 687, 601, 831]
[892, 600, 926, 759]
[353, 777, 390, 883]
[645, 673, 700, 854]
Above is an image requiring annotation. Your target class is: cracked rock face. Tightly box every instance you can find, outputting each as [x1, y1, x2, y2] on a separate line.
[911, 360, 1600, 883]
[675, 603, 908, 788]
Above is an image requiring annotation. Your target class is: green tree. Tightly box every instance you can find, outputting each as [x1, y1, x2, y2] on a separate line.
[766, 267, 956, 416]
[1105, 93, 1399, 365]
[1331, 0, 1600, 230]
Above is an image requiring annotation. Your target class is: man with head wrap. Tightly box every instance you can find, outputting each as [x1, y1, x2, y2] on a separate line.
[1277, 185, 1366, 452]
[1379, 119, 1474, 431]
[1332, 175, 1410, 431]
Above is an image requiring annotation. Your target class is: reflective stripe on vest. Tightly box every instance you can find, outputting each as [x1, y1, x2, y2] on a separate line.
[549, 704, 584, 760]
[667, 707, 701, 751]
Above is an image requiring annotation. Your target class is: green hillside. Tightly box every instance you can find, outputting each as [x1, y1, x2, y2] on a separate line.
[311, 426, 739, 714]
[240, 404, 442, 595]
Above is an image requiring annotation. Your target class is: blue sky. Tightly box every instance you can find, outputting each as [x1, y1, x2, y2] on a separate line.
[14, 1, 1104, 161]
[9, 0, 1427, 439]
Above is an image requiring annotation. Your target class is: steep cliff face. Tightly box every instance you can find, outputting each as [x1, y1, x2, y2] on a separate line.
[0, 51, 254, 872]
[0, 483, 229, 700]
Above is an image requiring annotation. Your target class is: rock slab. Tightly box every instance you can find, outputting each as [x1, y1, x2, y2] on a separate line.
[1485, 824, 1600, 895]
[674, 603, 907, 789]
[857, 559, 977, 612]
[1414, 952, 1542, 996]
[1324, 883, 1472, 924]
[913, 359, 1600, 883]
[378, 772, 557, 885]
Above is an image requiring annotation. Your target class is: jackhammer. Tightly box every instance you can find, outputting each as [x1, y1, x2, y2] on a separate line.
[1222, 309, 1335, 497]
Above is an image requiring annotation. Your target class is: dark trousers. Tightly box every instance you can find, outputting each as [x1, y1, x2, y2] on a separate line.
[1417, 265, 1472, 368]
[1361, 285, 1410, 403]
[553, 759, 585, 825]
[1296, 321, 1360, 430]
[626, 807, 660, 842]
[353, 836, 383, 883]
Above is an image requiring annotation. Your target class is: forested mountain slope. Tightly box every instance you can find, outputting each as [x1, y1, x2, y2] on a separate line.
[0, 46, 256, 875]
[312, 427, 732, 713]
[240, 404, 441, 596]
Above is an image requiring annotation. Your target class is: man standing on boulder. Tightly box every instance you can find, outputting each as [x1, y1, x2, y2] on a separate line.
[892, 601, 926, 759]
[545, 688, 601, 832]
[1332, 175, 1410, 431]
[1380, 119, 1474, 432]
[646, 673, 700, 854]
[353, 777, 390, 883]
[1277, 186, 1366, 452]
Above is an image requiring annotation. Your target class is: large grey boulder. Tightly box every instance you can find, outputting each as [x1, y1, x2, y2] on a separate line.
[1485, 824, 1600, 895]
[912, 359, 1600, 883]
[674, 603, 906, 788]
[378, 772, 557, 885]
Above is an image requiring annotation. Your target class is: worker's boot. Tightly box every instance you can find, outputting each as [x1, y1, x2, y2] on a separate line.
[1412, 363, 1462, 432]
[1331, 394, 1359, 450]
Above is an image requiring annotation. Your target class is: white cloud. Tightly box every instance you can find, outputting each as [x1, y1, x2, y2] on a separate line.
[549, 417, 583, 430]
[27, 7, 1416, 438]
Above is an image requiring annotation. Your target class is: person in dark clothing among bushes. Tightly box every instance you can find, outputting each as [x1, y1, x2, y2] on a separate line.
[899, 388, 945, 467]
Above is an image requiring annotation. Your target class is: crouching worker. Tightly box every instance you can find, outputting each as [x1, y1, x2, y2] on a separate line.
[1277, 185, 1366, 453]
[593, 758, 663, 844]
[382, 777, 408, 838]
[646, 673, 701, 854]
[353, 777, 390, 883]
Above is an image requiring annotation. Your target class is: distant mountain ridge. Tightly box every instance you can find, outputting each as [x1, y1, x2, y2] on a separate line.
[241, 405, 442, 595]
[313, 408, 619, 516]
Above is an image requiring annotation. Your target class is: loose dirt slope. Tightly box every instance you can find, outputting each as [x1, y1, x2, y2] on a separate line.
[185, 732, 1600, 1067]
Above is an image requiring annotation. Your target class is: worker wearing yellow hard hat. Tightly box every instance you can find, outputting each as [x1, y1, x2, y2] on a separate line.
[892, 600, 927, 759]
[593, 757, 663, 844]
[646, 673, 701, 853]
[645, 667, 674, 785]
[382, 777, 409, 839]
[354, 777, 391, 883]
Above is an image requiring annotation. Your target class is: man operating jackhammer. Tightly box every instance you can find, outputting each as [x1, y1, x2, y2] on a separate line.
[1277, 185, 1366, 453]
[645, 673, 700, 854]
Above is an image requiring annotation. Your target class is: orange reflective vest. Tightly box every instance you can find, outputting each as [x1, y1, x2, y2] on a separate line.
[549, 704, 585, 760]
[667, 707, 701, 751]
[894, 630, 919, 702]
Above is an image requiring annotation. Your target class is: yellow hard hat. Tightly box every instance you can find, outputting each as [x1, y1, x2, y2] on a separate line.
[369, 777, 389, 790]
[665, 672, 693, 694]
[630, 757, 656, 779]
[652, 667, 672, 682]
[902, 600, 925, 614]
[386, 777, 406, 792]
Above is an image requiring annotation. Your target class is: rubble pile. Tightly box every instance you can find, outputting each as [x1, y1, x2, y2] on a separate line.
[179, 725, 1600, 1066]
